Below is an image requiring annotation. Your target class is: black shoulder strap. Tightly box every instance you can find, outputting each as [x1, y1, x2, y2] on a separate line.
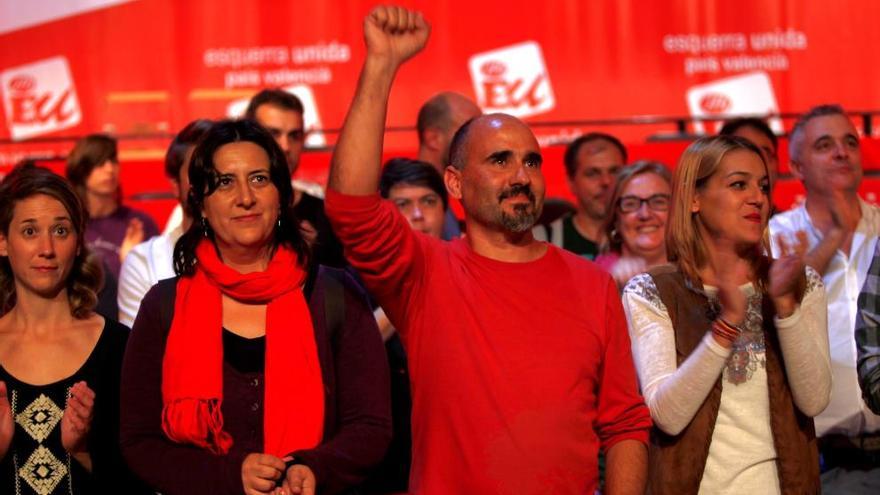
[158, 279, 177, 336]
[321, 267, 346, 339]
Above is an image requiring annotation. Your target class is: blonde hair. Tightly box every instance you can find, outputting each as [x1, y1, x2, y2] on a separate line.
[666, 135, 770, 287]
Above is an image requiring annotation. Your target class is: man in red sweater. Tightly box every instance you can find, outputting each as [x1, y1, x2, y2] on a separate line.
[325, 6, 651, 494]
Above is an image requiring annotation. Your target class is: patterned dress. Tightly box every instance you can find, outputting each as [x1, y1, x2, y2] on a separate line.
[0, 319, 148, 495]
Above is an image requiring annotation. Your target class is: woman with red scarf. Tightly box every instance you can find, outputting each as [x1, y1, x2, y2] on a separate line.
[119, 120, 391, 495]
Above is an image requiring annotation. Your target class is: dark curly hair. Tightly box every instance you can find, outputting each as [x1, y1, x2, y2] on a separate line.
[173, 119, 310, 276]
[0, 163, 103, 318]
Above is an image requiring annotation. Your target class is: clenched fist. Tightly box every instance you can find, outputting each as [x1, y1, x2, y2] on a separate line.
[364, 5, 430, 68]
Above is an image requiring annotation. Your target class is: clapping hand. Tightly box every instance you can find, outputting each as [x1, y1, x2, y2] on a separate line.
[769, 231, 809, 318]
[61, 381, 95, 455]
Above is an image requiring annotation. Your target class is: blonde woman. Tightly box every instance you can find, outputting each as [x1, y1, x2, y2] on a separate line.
[622, 135, 831, 494]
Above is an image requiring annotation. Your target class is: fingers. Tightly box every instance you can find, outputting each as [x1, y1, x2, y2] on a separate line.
[65, 382, 95, 432]
[0, 381, 7, 400]
[68, 382, 95, 418]
[283, 465, 315, 495]
[243, 454, 285, 495]
[775, 233, 790, 258]
[369, 5, 425, 34]
[794, 230, 809, 258]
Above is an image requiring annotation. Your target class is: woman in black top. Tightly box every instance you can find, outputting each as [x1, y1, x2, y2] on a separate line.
[0, 164, 148, 494]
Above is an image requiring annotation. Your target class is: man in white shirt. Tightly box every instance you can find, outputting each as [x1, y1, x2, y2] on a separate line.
[117, 119, 213, 326]
[769, 104, 880, 493]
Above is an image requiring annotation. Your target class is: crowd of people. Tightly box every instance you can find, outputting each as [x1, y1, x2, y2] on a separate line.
[0, 5, 878, 495]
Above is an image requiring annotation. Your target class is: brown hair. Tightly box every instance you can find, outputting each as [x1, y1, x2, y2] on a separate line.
[65, 133, 119, 208]
[0, 163, 103, 318]
[666, 135, 770, 287]
[602, 161, 672, 254]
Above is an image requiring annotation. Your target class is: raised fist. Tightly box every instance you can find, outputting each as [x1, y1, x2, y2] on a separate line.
[363, 5, 430, 68]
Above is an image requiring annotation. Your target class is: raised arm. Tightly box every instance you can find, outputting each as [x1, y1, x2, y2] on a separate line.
[328, 6, 430, 194]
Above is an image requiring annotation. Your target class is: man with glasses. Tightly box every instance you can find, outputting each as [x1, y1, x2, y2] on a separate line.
[534, 132, 627, 259]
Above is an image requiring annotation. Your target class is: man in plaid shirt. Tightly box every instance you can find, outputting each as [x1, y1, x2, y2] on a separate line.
[856, 246, 880, 414]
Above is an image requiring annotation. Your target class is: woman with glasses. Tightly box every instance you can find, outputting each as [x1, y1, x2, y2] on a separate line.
[594, 161, 672, 288]
[621, 136, 830, 494]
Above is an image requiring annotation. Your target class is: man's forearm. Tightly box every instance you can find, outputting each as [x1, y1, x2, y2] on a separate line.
[604, 439, 647, 495]
[804, 228, 845, 275]
[328, 57, 397, 195]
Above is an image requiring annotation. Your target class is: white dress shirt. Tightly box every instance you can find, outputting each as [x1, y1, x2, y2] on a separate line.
[117, 227, 182, 328]
[769, 199, 880, 436]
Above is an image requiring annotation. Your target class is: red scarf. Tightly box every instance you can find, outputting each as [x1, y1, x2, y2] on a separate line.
[161, 240, 324, 456]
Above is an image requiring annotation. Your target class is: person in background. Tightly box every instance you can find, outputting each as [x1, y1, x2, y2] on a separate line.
[534, 132, 627, 259]
[0, 165, 149, 494]
[65, 134, 159, 281]
[245, 89, 347, 268]
[119, 119, 390, 495]
[623, 135, 830, 494]
[769, 104, 880, 493]
[720, 117, 779, 184]
[360, 157, 447, 494]
[117, 119, 213, 327]
[416, 92, 482, 240]
[594, 161, 672, 289]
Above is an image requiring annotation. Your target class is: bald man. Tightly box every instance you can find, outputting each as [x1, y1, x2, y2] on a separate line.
[324, 6, 650, 495]
[415, 92, 481, 239]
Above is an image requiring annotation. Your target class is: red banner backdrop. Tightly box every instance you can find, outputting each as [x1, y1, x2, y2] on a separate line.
[2, 0, 880, 223]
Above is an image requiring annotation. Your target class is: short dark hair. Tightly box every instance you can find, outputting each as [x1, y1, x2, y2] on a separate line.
[448, 117, 478, 169]
[719, 118, 778, 152]
[788, 104, 849, 162]
[0, 164, 102, 318]
[380, 158, 448, 210]
[173, 119, 309, 276]
[244, 89, 305, 120]
[164, 119, 214, 180]
[563, 133, 628, 178]
[417, 94, 452, 144]
[65, 134, 118, 202]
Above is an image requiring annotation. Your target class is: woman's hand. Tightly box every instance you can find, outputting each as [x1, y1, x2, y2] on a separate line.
[716, 265, 747, 328]
[769, 231, 809, 318]
[276, 462, 315, 495]
[242, 453, 286, 495]
[61, 381, 94, 455]
[610, 256, 648, 288]
[0, 381, 13, 461]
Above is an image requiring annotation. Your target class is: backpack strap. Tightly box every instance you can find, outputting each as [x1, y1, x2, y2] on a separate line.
[321, 267, 346, 340]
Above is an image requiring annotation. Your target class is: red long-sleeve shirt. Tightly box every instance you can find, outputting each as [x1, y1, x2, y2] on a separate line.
[326, 190, 651, 494]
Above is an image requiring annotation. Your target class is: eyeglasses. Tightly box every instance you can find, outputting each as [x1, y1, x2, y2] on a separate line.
[618, 194, 670, 213]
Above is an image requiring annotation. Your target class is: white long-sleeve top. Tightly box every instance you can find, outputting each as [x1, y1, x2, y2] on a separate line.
[622, 267, 830, 495]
